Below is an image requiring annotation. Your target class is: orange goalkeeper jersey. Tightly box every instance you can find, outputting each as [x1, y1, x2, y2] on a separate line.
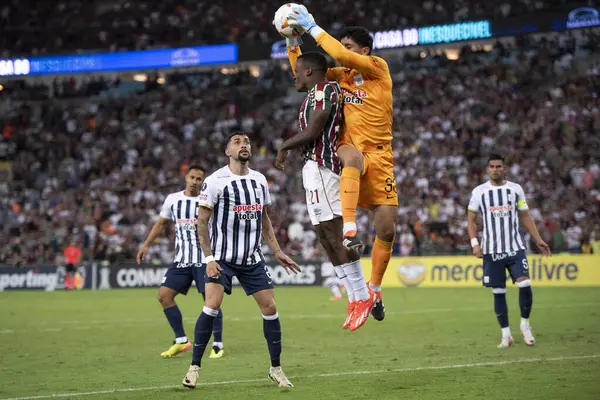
[288, 31, 393, 153]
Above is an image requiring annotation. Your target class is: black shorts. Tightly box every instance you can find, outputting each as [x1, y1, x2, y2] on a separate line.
[65, 264, 77, 273]
[161, 262, 206, 295]
[206, 260, 274, 296]
[482, 250, 530, 288]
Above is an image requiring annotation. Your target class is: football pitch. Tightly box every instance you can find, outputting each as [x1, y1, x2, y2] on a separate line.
[1, 287, 599, 399]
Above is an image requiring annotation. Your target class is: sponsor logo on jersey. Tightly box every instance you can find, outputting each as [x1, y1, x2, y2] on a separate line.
[232, 204, 263, 212]
[488, 204, 512, 217]
[233, 204, 263, 220]
[176, 218, 197, 230]
[342, 88, 368, 105]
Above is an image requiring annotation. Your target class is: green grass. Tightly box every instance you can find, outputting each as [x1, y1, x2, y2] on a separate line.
[0, 287, 599, 399]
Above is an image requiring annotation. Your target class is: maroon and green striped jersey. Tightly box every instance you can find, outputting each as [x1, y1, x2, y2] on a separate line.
[298, 81, 343, 174]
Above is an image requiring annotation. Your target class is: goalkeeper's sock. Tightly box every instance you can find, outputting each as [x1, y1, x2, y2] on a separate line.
[370, 236, 394, 286]
[192, 307, 218, 367]
[164, 305, 186, 339]
[263, 313, 282, 368]
[340, 167, 361, 236]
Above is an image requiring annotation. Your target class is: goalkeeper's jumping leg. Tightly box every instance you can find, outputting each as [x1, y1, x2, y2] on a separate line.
[338, 145, 365, 250]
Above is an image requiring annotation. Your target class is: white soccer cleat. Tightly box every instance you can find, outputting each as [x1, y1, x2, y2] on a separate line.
[521, 326, 535, 346]
[268, 366, 294, 387]
[497, 336, 515, 349]
[182, 365, 201, 389]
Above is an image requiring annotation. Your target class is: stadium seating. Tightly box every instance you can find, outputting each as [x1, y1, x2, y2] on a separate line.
[1, 29, 599, 265]
[1, 0, 581, 56]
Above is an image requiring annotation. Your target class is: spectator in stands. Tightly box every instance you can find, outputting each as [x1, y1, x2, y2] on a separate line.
[1, 31, 598, 264]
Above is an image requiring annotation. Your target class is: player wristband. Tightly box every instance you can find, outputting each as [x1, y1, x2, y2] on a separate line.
[205, 255, 215, 263]
[470, 238, 479, 248]
[308, 25, 324, 39]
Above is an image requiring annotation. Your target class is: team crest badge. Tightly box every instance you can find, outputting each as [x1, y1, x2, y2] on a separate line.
[353, 73, 364, 86]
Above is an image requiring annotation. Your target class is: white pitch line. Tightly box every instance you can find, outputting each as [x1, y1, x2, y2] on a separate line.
[2, 354, 599, 400]
[2, 301, 598, 334]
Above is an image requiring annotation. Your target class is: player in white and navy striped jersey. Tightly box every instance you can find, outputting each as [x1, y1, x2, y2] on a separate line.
[183, 132, 300, 389]
[137, 165, 224, 359]
[467, 154, 551, 349]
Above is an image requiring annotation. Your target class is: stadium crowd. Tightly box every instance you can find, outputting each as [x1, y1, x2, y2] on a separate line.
[1, 29, 600, 266]
[1, 0, 596, 56]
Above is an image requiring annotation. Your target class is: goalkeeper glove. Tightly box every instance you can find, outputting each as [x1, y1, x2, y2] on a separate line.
[288, 5, 317, 33]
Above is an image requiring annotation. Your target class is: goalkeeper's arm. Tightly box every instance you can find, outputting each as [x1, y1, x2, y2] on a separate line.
[287, 43, 302, 77]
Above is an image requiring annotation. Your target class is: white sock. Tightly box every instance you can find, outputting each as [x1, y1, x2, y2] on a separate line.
[501, 327, 512, 338]
[335, 265, 355, 302]
[175, 336, 188, 344]
[368, 282, 381, 292]
[343, 260, 369, 301]
[520, 318, 530, 329]
[212, 341, 223, 349]
[330, 285, 342, 298]
[343, 222, 357, 236]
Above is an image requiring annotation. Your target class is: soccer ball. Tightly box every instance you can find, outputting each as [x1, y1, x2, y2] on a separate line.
[273, 3, 306, 38]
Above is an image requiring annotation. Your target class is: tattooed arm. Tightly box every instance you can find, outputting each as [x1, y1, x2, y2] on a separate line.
[197, 206, 213, 257]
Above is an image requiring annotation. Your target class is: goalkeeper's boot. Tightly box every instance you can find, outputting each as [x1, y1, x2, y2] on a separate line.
[161, 341, 192, 358]
[369, 286, 385, 321]
[342, 302, 356, 329]
[209, 345, 225, 359]
[269, 366, 294, 387]
[349, 291, 376, 331]
[497, 336, 514, 349]
[182, 365, 201, 389]
[342, 232, 363, 251]
[520, 325, 535, 346]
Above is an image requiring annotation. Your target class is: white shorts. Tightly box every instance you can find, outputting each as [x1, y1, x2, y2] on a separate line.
[302, 160, 342, 226]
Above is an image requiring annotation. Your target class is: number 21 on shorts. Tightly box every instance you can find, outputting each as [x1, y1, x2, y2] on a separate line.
[309, 189, 320, 204]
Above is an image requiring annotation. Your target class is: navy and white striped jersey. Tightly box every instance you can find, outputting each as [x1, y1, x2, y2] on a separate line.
[468, 181, 529, 255]
[198, 166, 272, 266]
[159, 191, 204, 264]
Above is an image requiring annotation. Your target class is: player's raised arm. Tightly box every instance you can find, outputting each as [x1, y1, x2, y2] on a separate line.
[289, 7, 388, 79]
[287, 44, 302, 77]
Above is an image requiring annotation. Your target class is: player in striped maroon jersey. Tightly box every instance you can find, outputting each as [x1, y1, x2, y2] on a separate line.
[276, 52, 374, 331]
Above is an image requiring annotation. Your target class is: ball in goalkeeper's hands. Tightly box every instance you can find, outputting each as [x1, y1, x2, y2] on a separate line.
[272, 3, 307, 38]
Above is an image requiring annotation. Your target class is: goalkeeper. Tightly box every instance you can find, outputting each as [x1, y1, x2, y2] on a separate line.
[283, 6, 397, 321]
